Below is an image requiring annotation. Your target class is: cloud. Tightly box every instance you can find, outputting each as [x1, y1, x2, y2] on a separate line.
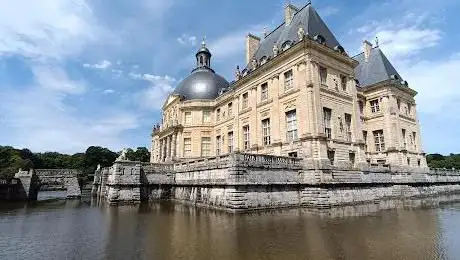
[0, 0, 101, 61]
[0, 76, 138, 153]
[83, 60, 112, 69]
[177, 34, 197, 46]
[400, 53, 460, 115]
[318, 6, 339, 17]
[103, 89, 115, 94]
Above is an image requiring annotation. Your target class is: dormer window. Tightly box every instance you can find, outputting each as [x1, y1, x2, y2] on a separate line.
[281, 40, 292, 51]
[260, 56, 268, 65]
[314, 34, 325, 44]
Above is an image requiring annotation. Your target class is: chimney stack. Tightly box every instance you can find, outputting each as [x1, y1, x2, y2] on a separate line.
[284, 4, 298, 26]
[246, 34, 260, 64]
[363, 40, 372, 62]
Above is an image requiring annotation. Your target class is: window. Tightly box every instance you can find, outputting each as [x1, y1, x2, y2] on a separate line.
[286, 110, 298, 142]
[412, 132, 417, 149]
[407, 103, 412, 115]
[183, 138, 191, 157]
[216, 108, 221, 121]
[261, 83, 268, 101]
[341, 75, 347, 91]
[185, 112, 192, 124]
[201, 137, 211, 157]
[402, 129, 406, 149]
[284, 70, 293, 91]
[216, 135, 222, 155]
[242, 92, 248, 109]
[327, 150, 335, 165]
[288, 152, 298, 158]
[373, 130, 385, 152]
[319, 66, 327, 84]
[243, 125, 250, 150]
[370, 99, 380, 113]
[228, 131, 234, 153]
[397, 98, 401, 110]
[363, 131, 368, 146]
[228, 102, 233, 116]
[262, 118, 271, 146]
[203, 111, 211, 123]
[418, 159, 421, 167]
[323, 107, 332, 139]
[407, 158, 410, 166]
[344, 113, 352, 142]
[358, 101, 364, 114]
[349, 152, 356, 166]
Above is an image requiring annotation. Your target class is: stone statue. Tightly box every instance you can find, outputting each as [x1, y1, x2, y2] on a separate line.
[96, 164, 101, 171]
[251, 59, 258, 70]
[298, 26, 305, 41]
[116, 148, 128, 161]
[273, 44, 279, 57]
[235, 65, 241, 80]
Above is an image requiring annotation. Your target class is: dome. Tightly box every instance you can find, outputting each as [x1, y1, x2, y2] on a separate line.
[173, 68, 229, 100]
[172, 40, 230, 100]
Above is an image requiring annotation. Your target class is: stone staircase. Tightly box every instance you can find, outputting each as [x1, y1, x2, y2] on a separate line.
[227, 190, 248, 210]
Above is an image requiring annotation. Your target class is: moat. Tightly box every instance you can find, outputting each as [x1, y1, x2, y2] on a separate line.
[1, 193, 460, 260]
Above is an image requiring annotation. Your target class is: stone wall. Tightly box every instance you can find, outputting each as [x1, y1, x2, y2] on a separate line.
[92, 153, 460, 212]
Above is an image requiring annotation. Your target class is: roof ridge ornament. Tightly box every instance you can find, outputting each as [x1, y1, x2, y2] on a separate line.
[202, 36, 207, 47]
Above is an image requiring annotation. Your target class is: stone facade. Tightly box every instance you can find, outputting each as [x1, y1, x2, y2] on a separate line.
[150, 3, 426, 171]
[93, 3, 454, 212]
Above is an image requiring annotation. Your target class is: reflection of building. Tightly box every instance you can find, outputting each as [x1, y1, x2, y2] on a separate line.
[151, 2, 426, 169]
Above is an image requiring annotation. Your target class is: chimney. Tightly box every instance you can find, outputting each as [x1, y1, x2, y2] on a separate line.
[246, 34, 260, 64]
[284, 4, 299, 26]
[363, 40, 372, 62]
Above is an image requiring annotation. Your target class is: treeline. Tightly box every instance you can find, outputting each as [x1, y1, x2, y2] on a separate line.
[0, 146, 150, 180]
[426, 153, 460, 169]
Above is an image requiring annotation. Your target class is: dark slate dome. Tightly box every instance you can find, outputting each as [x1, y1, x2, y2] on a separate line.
[173, 41, 230, 100]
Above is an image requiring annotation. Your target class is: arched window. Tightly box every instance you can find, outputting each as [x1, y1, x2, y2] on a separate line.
[199, 56, 204, 66]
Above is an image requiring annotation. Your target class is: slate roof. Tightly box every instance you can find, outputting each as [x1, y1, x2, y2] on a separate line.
[247, 3, 342, 70]
[353, 47, 403, 88]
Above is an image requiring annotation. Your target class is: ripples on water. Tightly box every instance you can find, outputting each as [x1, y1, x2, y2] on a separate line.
[1, 192, 460, 260]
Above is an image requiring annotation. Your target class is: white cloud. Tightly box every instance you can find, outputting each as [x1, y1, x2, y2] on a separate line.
[318, 6, 339, 17]
[33, 65, 86, 94]
[103, 89, 115, 94]
[83, 60, 112, 69]
[0, 79, 138, 153]
[177, 34, 197, 46]
[0, 0, 100, 61]
[400, 54, 460, 115]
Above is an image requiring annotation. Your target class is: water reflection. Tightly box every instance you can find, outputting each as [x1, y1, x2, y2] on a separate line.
[1, 196, 460, 260]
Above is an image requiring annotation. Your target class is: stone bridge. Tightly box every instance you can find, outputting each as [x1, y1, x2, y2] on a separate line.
[13, 169, 81, 200]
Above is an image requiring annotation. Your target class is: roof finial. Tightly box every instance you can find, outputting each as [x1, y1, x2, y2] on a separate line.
[202, 36, 207, 47]
[375, 36, 379, 47]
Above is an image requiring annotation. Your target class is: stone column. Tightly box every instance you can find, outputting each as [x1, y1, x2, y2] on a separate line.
[166, 135, 171, 161]
[172, 133, 177, 160]
[159, 139, 163, 162]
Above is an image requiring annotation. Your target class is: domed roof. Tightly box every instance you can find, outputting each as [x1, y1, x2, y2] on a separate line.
[172, 41, 230, 100]
[173, 68, 229, 100]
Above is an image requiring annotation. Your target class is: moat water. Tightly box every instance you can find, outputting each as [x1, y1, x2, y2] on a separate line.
[1, 193, 460, 260]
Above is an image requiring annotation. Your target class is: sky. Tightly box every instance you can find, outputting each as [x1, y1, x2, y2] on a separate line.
[0, 0, 459, 155]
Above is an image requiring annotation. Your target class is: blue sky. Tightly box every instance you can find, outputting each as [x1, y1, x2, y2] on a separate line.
[0, 0, 459, 154]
